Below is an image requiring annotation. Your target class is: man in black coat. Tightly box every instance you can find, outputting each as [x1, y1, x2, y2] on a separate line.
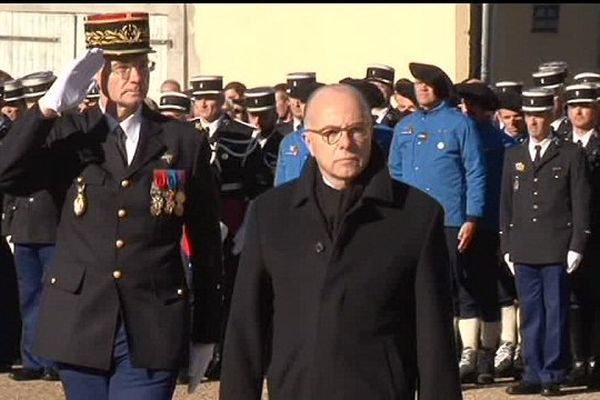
[500, 88, 591, 397]
[220, 84, 462, 400]
[0, 12, 222, 400]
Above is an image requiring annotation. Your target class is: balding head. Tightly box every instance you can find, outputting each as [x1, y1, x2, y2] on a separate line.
[303, 84, 373, 190]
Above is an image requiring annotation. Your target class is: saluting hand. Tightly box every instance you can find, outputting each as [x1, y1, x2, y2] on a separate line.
[457, 221, 476, 253]
[39, 47, 105, 116]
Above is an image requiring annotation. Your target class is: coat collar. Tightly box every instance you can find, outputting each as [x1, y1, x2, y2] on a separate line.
[291, 144, 394, 208]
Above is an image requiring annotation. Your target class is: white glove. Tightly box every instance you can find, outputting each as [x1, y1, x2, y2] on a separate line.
[219, 221, 229, 244]
[567, 250, 583, 274]
[38, 48, 105, 113]
[504, 253, 515, 275]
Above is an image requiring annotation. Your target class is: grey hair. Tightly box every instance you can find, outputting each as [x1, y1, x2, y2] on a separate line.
[303, 84, 373, 129]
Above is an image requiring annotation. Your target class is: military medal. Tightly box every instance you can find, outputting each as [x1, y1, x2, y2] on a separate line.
[73, 176, 87, 217]
[513, 176, 520, 192]
[151, 170, 168, 216]
[290, 145, 299, 156]
[174, 170, 187, 217]
[150, 183, 164, 216]
[417, 132, 428, 141]
[515, 162, 525, 172]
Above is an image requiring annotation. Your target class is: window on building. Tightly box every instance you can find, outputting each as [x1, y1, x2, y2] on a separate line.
[532, 5, 560, 33]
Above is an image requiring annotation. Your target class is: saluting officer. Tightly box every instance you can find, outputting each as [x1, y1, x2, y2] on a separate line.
[6, 71, 60, 382]
[555, 83, 600, 389]
[501, 88, 591, 397]
[0, 12, 223, 400]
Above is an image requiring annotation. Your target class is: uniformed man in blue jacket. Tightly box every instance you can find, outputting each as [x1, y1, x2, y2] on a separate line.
[388, 62, 486, 383]
[456, 81, 516, 385]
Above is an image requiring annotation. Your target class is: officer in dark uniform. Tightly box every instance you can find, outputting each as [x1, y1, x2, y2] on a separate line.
[501, 88, 591, 397]
[0, 79, 21, 373]
[554, 83, 600, 388]
[365, 63, 403, 128]
[188, 74, 262, 381]
[5, 71, 60, 382]
[531, 66, 568, 131]
[78, 82, 100, 113]
[245, 86, 283, 191]
[0, 13, 223, 400]
[574, 72, 600, 85]
[278, 72, 317, 135]
[1, 79, 26, 122]
[495, 90, 527, 144]
[158, 91, 191, 122]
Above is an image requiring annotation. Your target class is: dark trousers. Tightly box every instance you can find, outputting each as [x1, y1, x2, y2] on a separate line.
[445, 227, 499, 321]
[58, 321, 178, 400]
[515, 263, 569, 384]
[0, 237, 20, 364]
[14, 243, 56, 370]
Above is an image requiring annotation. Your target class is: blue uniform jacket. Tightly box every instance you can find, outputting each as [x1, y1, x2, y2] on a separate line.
[477, 120, 516, 232]
[274, 129, 310, 187]
[388, 101, 486, 227]
[274, 125, 394, 187]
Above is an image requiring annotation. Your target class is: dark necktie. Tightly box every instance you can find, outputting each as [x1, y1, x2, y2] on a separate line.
[577, 139, 583, 148]
[534, 145, 542, 164]
[114, 126, 128, 166]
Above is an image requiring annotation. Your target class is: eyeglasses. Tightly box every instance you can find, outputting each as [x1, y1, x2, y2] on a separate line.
[110, 60, 156, 80]
[305, 122, 371, 145]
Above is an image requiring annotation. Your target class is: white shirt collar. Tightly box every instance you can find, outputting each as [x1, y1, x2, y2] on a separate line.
[372, 107, 388, 124]
[99, 103, 143, 165]
[293, 116, 303, 132]
[528, 135, 553, 162]
[572, 128, 596, 148]
[199, 115, 224, 137]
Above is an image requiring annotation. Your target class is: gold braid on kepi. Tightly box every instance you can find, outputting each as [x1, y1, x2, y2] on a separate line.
[84, 12, 154, 56]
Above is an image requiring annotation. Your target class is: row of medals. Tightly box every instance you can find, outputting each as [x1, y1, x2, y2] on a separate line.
[72, 177, 186, 218]
[150, 183, 186, 217]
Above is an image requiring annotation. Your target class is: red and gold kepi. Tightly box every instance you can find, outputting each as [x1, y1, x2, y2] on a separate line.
[84, 12, 154, 55]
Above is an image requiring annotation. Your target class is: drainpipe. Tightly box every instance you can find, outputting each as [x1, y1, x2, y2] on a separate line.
[481, 3, 490, 82]
[183, 4, 189, 87]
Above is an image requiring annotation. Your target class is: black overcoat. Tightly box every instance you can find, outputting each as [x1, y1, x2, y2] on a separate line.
[220, 153, 462, 400]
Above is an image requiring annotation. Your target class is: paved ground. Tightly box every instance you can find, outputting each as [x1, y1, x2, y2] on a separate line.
[1, 374, 599, 400]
